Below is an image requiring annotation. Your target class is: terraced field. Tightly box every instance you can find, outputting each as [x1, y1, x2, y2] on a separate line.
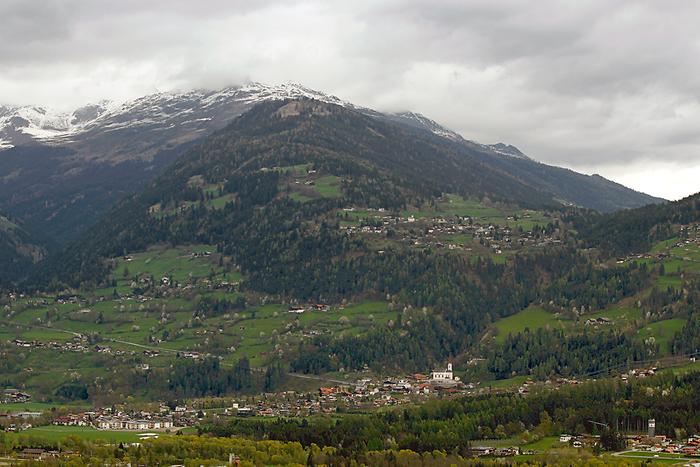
[492, 306, 565, 343]
[277, 164, 344, 202]
[0, 241, 401, 394]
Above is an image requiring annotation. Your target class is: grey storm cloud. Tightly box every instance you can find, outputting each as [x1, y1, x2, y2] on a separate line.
[1, 0, 699, 199]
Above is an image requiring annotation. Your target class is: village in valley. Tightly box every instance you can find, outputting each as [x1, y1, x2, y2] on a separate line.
[0, 362, 468, 432]
[4, 372, 700, 462]
[0, 191, 567, 400]
[2, 355, 696, 456]
[0, 179, 698, 463]
[339, 206, 562, 257]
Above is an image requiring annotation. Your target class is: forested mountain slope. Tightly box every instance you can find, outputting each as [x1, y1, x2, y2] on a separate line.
[0, 214, 44, 285]
[24, 99, 661, 373]
[0, 83, 662, 257]
[30, 98, 560, 288]
[573, 192, 700, 256]
[465, 149, 664, 213]
[0, 144, 187, 247]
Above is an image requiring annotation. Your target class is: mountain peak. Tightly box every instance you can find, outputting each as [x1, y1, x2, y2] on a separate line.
[0, 82, 468, 152]
[390, 111, 463, 141]
[484, 143, 531, 160]
[0, 82, 361, 151]
[0, 100, 119, 148]
[234, 82, 351, 107]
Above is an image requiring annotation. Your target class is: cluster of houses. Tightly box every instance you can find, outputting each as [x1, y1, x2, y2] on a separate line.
[323, 366, 466, 396]
[51, 407, 199, 431]
[11, 337, 158, 360]
[12, 338, 89, 353]
[0, 405, 205, 434]
[95, 416, 174, 431]
[223, 388, 419, 418]
[621, 366, 658, 381]
[341, 209, 561, 256]
[554, 422, 700, 456]
[471, 446, 521, 457]
[618, 228, 699, 264]
[1, 389, 31, 404]
[213, 364, 477, 418]
[0, 410, 43, 433]
[287, 303, 330, 314]
[627, 433, 700, 456]
[9, 364, 593, 435]
[10, 332, 211, 363]
[556, 434, 602, 449]
[504, 377, 582, 396]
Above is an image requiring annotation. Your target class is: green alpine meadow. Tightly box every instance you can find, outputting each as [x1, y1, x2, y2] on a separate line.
[1, 2, 699, 465]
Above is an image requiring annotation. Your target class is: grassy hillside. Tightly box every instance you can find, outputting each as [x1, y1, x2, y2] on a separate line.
[5, 99, 697, 402]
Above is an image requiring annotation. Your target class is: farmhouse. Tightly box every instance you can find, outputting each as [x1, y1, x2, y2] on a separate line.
[236, 407, 255, 417]
[585, 317, 612, 326]
[19, 448, 54, 461]
[53, 414, 89, 426]
[471, 446, 493, 456]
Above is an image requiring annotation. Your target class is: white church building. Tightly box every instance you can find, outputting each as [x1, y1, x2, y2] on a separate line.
[431, 363, 455, 381]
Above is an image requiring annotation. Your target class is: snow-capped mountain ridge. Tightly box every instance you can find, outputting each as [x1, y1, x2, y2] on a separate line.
[0, 82, 532, 163]
[0, 101, 116, 148]
[0, 82, 667, 256]
[0, 82, 363, 151]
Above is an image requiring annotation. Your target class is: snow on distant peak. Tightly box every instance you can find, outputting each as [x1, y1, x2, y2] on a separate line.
[0, 82, 471, 152]
[231, 82, 353, 107]
[392, 111, 463, 141]
[484, 143, 531, 160]
[0, 101, 116, 148]
[71, 100, 115, 125]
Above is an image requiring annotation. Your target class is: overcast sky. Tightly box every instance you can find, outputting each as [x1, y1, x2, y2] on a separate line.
[1, 0, 699, 200]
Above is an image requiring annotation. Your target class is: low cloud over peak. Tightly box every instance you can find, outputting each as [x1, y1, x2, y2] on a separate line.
[1, 0, 698, 199]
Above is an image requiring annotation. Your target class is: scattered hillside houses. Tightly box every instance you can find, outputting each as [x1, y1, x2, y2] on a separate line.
[1, 389, 31, 404]
[340, 210, 561, 256]
[622, 367, 658, 380]
[585, 317, 612, 326]
[288, 304, 330, 313]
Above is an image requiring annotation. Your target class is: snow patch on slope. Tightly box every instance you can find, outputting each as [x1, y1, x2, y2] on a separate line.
[392, 111, 463, 141]
[0, 82, 443, 150]
[483, 143, 531, 160]
[0, 101, 116, 148]
[0, 82, 531, 165]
